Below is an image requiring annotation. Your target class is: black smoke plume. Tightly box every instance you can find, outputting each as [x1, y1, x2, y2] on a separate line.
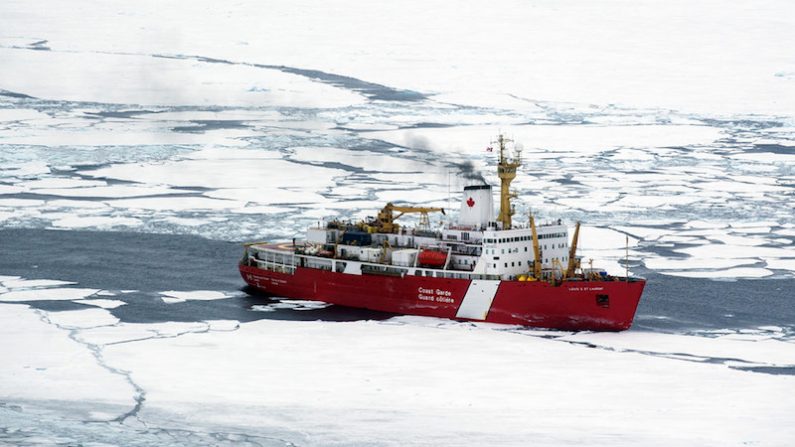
[453, 160, 487, 185]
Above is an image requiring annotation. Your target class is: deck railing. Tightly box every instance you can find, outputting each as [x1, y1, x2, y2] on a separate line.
[248, 246, 501, 281]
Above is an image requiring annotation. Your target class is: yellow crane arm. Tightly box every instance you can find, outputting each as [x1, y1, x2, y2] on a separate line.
[529, 214, 542, 279]
[376, 203, 446, 233]
[389, 205, 446, 216]
[566, 222, 581, 278]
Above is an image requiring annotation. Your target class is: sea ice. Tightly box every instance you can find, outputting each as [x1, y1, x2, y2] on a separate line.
[84, 158, 347, 194]
[0, 47, 365, 109]
[561, 331, 795, 367]
[99, 317, 795, 446]
[77, 321, 213, 346]
[160, 290, 230, 302]
[19, 177, 106, 189]
[369, 124, 724, 156]
[34, 185, 194, 199]
[765, 259, 795, 271]
[45, 308, 120, 329]
[51, 216, 143, 229]
[0, 304, 134, 411]
[675, 244, 794, 260]
[0, 288, 100, 302]
[0, 278, 76, 289]
[289, 146, 429, 173]
[610, 226, 670, 241]
[1, 161, 50, 177]
[578, 226, 638, 250]
[205, 188, 329, 206]
[3, 1, 794, 116]
[105, 197, 246, 212]
[643, 257, 759, 271]
[0, 108, 50, 122]
[0, 198, 45, 207]
[73, 299, 127, 309]
[659, 268, 774, 279]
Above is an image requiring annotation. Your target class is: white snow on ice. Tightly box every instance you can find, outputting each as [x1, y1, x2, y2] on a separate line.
[160, 290, 230, 303]
[73, 299, 127, 309]
[1, 275, 794, 445]
[0, 287, 100, 302]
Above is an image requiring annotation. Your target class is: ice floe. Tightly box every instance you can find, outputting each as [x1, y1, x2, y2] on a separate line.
[250, 299, 331, 312]
[369, 124, 725, 156]
[18, 177, 107, 189]
[205, 188, 329, 206]
[73, 299, 127, 309]
[659, 268, 774, 279]
[45, 308, 120, 329]
[0, 278, 76, 289]
[0, 47, 366, 109]
[99, 317, 795, 445]
[51, 216, 143, 229]
[34, 185, 195, 199]
[675, 244, 794, 260]
[289, 146, 430, 173]
[0, 108, 50, 122]
[765, 259, 795, 271]
[643, 257, 759, 271]
[560, 331, 795, 367]
[106, 197, 245, 212]
[0, 304, 134, 411]
[0, 287, 100, 302]
[160, 290, 230, 304]
[83, 157, 347, 194]
[77, 321, 214, 346]
[0, 198, 45, 207]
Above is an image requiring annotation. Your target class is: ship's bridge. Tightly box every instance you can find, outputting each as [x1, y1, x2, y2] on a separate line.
[477, 222, 570, 277]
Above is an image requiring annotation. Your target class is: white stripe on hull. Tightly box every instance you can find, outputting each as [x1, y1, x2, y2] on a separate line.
[455, 279, 500, 320]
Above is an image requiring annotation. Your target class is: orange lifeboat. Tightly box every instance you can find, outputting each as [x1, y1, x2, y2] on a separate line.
[418, 249, 447, 267]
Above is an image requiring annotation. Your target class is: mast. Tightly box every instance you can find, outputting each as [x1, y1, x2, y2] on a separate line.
[494, 134, 521, 229]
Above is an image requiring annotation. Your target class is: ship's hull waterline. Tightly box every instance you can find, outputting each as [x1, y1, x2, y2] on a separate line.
[240, 264, 645, 331]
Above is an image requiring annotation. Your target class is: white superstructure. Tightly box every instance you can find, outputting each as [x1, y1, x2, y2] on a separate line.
[299, 183, 574, 281]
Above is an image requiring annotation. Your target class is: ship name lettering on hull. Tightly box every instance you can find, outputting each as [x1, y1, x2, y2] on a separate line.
[567, 286, 605, 292]
[417, 287, 455, 304]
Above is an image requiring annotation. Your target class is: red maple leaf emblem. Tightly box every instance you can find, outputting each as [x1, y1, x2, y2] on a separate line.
[466, 197, 475, 208]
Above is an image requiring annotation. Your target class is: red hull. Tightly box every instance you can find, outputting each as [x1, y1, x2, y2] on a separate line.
[240, 264, 645, 331]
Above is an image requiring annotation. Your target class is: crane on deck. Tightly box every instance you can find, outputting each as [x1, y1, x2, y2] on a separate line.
[374, 202, 446, 233]
[529, 214, 542, 280]
[565, 222, 581, 278]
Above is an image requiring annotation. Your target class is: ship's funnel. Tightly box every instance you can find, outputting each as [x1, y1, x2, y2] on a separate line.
[459, 185, 493, 228]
